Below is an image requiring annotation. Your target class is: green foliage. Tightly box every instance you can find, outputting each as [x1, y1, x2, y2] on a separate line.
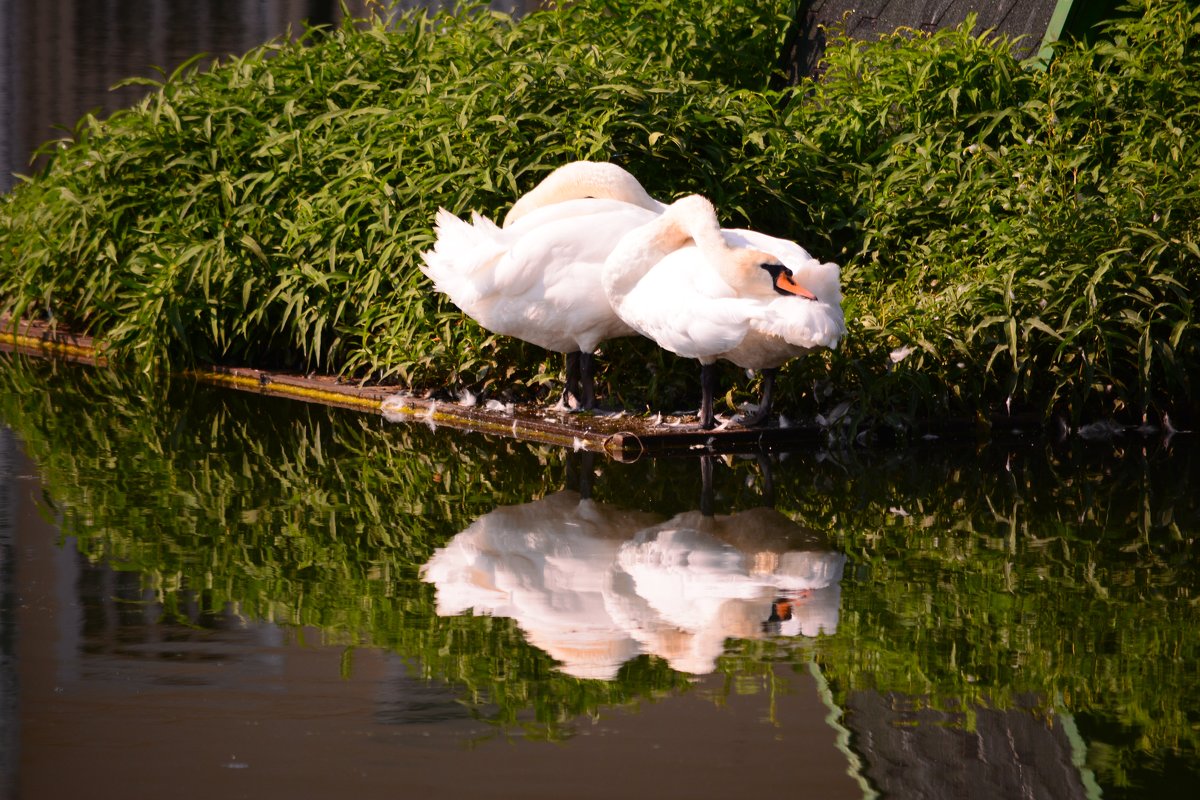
[1, 0, 1198, 427]
[781, 0, 1200, 427]
[0, 0, 796, 404]
[0, 354, 703, 736]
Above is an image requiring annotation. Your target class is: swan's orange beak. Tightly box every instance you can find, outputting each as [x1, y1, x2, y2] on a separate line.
[776, 272, 817, 300]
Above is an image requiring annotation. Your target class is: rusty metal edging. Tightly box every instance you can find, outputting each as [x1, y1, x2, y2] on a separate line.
[0, 316, 628, 456]
[2, 316, 847, 458]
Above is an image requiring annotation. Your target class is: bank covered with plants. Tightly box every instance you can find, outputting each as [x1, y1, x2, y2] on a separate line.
[1, 0, 1197, 431]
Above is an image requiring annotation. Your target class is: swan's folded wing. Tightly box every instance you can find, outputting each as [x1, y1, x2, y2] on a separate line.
[633, 296, 754, 360]
[749, 296, 846, 350]
[493, 202, 660, 297]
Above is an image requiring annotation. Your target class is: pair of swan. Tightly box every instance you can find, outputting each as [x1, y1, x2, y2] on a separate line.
[421, 489, 845, 678]
[419, 162, 845, 427]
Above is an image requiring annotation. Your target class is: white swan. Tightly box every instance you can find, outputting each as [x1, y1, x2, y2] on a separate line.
[419, 162, 664, 410]
[602, 194, 845, 428]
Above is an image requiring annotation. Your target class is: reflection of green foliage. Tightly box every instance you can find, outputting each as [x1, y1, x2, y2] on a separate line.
[1, 357, 1198, 774]
[0, 355, 695, 737]
[733, 443, 1200, 767]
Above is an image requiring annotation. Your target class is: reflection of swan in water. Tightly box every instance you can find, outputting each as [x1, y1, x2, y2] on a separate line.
[421, 456, 845, 679]
[604, 506, 845, 675]
[420, 488, 664, 679]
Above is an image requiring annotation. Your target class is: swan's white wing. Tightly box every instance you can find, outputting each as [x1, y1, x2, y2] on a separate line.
[617, 248, 757, 359]
[722, 228, 815, 262]
[420, 200, 656, 352]
[504, 196, 655, 235]
[498, 202, 657, 292]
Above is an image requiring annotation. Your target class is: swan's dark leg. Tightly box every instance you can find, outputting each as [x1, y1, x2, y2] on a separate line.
[563, 351, 582, 409]
[699, 455, 715, 517]
[756, 452, 777, 508]
[564, 449, 597, 498]
[734, 368, 778, 427]
[577, 352, 597, 412]
[698, 363, 719, 430]
[578, 450, 595, 499]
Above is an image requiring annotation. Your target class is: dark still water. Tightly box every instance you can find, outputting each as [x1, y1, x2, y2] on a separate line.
[1, 355, 1198, 799]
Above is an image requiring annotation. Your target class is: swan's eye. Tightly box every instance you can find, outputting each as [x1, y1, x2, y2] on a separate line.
[759, 262, 788, 281]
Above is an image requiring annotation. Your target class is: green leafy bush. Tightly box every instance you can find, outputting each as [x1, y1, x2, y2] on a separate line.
[790, 1, 1200, 428]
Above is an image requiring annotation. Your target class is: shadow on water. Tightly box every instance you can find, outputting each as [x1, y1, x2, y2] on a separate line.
[0, 354, 1197, 798]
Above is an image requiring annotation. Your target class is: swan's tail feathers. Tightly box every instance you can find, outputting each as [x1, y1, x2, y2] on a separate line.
[419, 208, 505, 306]
[469, 210, 502, 233]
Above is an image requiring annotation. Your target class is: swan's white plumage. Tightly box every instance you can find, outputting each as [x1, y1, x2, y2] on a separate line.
[421, 198, 659, 355]
[419, 490, 663, 680]
[599, 193, 846, 426]
[603, 508, 845, 674]
[423, 161, 845, 422]
[419, 161, 671, 410]
[502, 160, 665, 228]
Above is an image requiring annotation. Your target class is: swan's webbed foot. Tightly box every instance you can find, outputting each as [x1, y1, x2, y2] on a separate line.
[733, 403, 772, 427]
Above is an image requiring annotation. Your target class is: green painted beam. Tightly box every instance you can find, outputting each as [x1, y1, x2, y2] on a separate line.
[1037, 0, 1079, 64]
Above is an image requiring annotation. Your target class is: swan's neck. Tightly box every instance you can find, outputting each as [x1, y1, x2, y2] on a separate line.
[503, 161, 664, 227]
[602, 194, 723, 307]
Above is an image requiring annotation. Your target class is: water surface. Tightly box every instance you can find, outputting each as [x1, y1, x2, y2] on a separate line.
[1, 356, 1197, 798]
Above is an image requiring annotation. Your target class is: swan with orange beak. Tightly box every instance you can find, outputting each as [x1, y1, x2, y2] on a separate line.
[602, 195, 845, 429]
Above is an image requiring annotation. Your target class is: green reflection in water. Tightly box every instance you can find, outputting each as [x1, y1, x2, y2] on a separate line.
[1, 355, 1197, 791]
[0, 356, 699, 739]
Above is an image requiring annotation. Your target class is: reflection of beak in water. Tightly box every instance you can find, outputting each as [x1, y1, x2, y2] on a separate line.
[605, 510, 845, 675]
[770, 597, 794, 622]
[762, 591, 813, 635]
